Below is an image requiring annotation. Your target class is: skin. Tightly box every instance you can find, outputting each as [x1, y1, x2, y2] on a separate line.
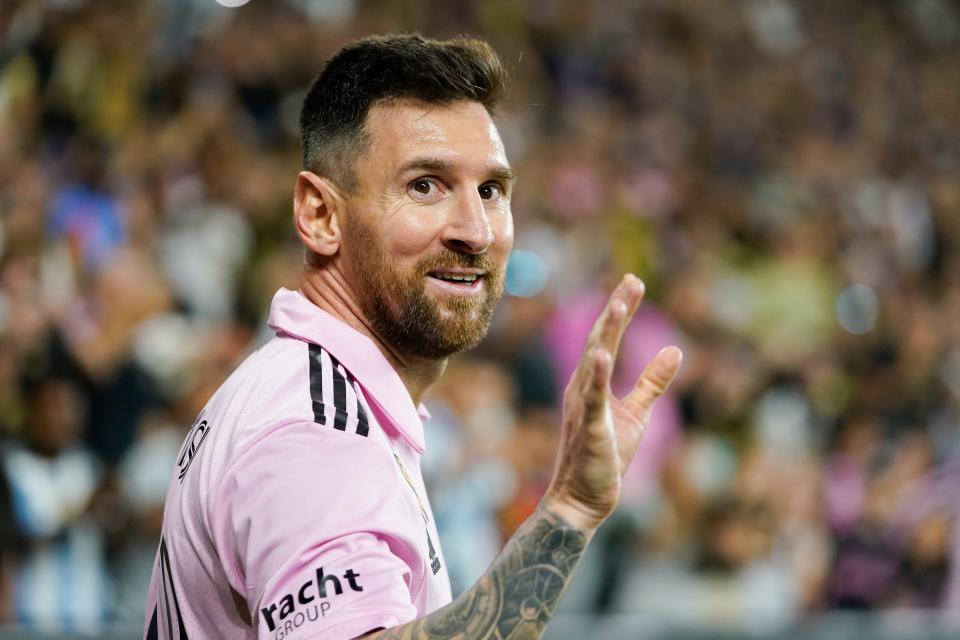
[293, 97, 683, 639]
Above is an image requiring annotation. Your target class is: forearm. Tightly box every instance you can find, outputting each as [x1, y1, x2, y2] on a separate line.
[367, 505, 590, 640]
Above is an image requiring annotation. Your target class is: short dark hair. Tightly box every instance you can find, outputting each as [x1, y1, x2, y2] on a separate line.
[299, 34, 508, 190]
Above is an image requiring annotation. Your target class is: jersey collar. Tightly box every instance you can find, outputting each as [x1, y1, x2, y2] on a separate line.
[267, 288, 427, 453]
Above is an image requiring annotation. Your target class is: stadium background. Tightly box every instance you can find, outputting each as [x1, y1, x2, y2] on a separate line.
[1, 0, 959, 638]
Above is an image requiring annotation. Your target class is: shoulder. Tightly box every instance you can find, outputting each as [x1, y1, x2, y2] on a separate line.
[216, 335, 310, 411]
[203, 337, 382, 467]
[177, 335, 395, 517]
[303, 343, 374, 439]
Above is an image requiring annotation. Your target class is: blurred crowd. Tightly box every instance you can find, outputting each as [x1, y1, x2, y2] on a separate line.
[1, 0, 958, 633]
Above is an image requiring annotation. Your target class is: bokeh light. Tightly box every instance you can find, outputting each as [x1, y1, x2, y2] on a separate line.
[504, 250, 549, 298]
[835, 284, 880, 335]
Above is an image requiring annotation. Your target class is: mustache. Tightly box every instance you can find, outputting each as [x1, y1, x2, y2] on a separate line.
[417, 252, 498, 275]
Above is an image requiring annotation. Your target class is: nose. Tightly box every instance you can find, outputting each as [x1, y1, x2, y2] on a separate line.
[441, 188, 493, 255]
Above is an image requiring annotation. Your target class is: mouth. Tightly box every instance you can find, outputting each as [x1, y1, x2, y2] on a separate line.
[426, 269, 486, 294]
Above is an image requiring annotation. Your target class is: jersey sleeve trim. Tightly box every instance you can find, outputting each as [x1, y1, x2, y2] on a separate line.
[308, 344, 370, 438]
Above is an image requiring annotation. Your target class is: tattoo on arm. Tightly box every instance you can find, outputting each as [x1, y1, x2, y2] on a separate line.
[373, 507, 587, 640]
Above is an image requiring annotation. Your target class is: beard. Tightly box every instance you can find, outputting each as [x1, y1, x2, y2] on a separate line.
[342, 216, 505, 359]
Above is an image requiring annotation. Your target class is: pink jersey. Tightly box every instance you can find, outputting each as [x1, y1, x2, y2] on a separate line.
[144, 288, 452, 640]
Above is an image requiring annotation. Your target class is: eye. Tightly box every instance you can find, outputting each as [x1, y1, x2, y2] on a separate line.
[478, 182, 503, 201]
[408, 178, 442, 201]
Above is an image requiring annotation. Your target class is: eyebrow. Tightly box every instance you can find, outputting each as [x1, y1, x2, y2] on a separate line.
[396, 157, 516, 185]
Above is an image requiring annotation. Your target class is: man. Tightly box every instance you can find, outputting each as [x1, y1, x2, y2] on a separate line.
[144, 34, 682, 640]
[4, 367, 110, 630]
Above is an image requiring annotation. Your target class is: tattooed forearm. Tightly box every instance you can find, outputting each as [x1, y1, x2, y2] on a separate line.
[370, 507, 588, 640]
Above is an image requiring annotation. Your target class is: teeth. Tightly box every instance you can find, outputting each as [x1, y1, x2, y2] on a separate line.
[434, 273, 478, 282]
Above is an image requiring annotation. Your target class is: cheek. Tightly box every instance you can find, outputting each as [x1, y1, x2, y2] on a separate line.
[393, 223, 436, 255]
[381, 205, 445, 257]
[491, 212, 515, 260]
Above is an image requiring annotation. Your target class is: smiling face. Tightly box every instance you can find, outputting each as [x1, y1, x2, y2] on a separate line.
[338, 99, 515, 358]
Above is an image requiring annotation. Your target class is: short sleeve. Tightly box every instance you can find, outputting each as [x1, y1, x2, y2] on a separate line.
[212, 422, 421, 639]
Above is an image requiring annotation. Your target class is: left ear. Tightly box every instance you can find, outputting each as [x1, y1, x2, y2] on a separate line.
[293, 171, 345, 257]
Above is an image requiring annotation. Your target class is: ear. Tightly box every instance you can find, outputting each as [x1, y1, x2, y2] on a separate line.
[293, 171, 344, 257]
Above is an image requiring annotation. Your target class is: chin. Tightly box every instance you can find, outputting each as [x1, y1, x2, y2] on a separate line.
[433, 327, 489, 355]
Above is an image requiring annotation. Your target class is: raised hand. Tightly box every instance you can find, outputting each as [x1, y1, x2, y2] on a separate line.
[545, 274, 683, 531]
[370, 275, 682, 640]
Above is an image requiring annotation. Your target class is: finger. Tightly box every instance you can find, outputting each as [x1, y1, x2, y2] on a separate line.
[622, 346, 683, 418]
[587, 274, 646, 364]
[582, 348, 613, 423]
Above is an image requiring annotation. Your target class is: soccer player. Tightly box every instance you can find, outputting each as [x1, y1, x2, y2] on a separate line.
[144, 34, 682, 640]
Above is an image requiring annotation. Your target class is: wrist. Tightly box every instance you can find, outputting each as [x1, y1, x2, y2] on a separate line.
[539, 495, 604, 536]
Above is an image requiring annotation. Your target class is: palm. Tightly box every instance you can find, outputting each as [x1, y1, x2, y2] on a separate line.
[610, 397, 646, 473]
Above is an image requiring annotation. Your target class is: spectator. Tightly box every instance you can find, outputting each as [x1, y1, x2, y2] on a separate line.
[1, 362, 111, 631]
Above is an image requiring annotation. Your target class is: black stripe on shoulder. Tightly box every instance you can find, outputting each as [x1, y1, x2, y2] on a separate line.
[307, 345, 369, 437]
[332, 365, 348, 431]
[355, 382, 370, 437]
[307, 343, 325, 425]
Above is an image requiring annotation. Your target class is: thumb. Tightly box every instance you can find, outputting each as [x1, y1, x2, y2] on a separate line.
[622, 346, 683, 418]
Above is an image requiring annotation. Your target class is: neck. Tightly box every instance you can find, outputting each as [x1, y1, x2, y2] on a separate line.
[298, 261, 446, 406]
